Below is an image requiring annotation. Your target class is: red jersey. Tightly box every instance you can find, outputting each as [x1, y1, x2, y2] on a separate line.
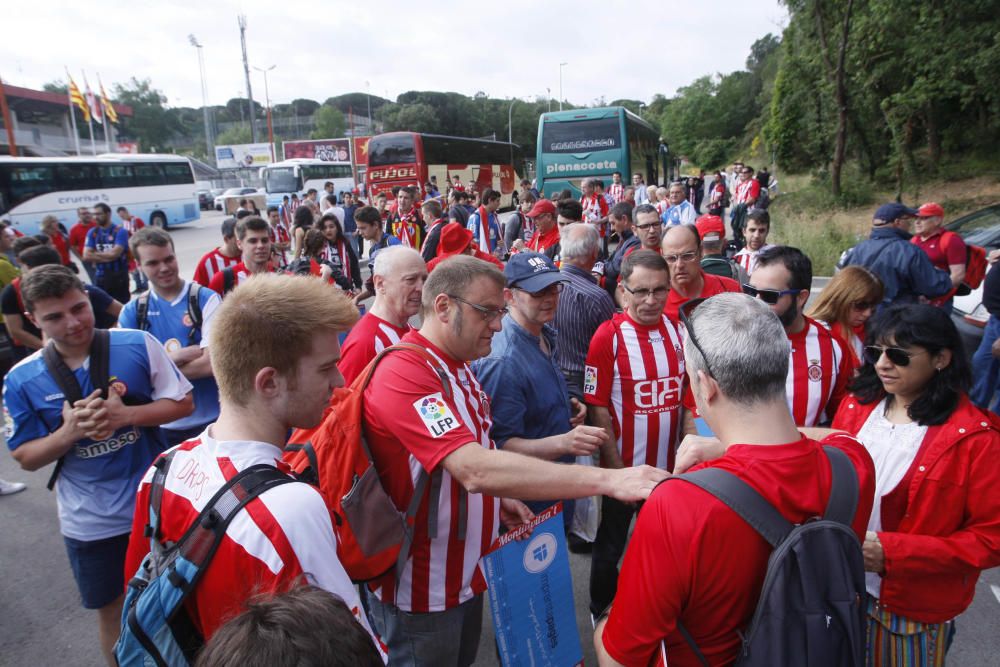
[49, 232, 72, 266]
[68, 220, 96, 257]
[911, 230, 965, 272]
[268, 222, 292, 267]
[786, 317, 851, 427]
[584, 313, 686, 470]
[734, 178, 760, 205]
[123, 435, 382, 651]
[602, 434, 875, 667]
[663, 272, 741, 321]
[338, 312, 411, 384]
[363, 331, 498, 613]
[121, 217, 145, 270]
[207, 261, 252, 295]
[607, 182, 625, 204]
[193, 248, 242, 287]
[528, 225, 560, 256]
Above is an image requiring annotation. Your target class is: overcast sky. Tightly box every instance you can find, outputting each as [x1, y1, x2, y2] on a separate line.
[3, 1, 788, 109]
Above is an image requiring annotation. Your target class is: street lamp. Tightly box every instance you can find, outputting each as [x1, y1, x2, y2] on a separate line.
[365, 80, 372, 134]
[188, 34, 213, 157]
[507, 98, 517, 145]
[253, 65, 276, 162]
[546, 87, 551, 113]
[559, 62, 567, 111]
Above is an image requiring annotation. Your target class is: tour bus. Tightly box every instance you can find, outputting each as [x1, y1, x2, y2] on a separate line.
[260, 158, 355, 208]
[535, 107, 659, 198]
[0, 154, 200, 234]
[366, 132, 523, 209]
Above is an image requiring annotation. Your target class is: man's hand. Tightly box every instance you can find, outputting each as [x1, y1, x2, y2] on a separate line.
[863, 532, 885, 574]
[561, 425, 607, 457]
[988, 248, 1000, 265]
[74, 389, 130, 440]
[510, 239, 525, 253]
[608, 465, 669, 503]
[569, 397, 587, 427]
[168, 345, 202, 367]
[673, 434, 726, 474]
[499, 498, 535, 539]
[59, 392, 98, 442]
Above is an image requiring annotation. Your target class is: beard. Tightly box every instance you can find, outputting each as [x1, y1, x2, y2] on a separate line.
[778, 297, 798, 328]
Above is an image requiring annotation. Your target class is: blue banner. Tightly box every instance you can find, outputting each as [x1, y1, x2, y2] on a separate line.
[483, 503, 583, 667]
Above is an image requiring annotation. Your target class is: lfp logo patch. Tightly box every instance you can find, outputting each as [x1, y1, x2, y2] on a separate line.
[414, 393, 460, 438]
[583, 366, 598, 395]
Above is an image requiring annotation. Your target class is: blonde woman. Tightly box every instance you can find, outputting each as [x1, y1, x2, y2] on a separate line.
[807, 266, 884, 369]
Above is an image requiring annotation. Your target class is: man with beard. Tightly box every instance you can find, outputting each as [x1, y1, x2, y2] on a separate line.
[746, 245, 851, 426]
[733, 209, 774, 276]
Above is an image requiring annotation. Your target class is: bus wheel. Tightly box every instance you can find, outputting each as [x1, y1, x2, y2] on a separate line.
[150, 212, 168, 229]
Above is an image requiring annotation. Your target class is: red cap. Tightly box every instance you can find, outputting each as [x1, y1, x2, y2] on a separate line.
[526, 199, 556, 218]
[917, 202, 945, 218]
[695, 214, 725, 240]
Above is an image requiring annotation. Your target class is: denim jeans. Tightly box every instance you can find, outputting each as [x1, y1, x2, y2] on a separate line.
[970, 315, 1000, 414]
[365, 590, 483, 667]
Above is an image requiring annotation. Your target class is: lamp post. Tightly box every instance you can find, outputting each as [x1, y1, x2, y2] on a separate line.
[253, 65, 276, 162]
[559, 62, 567, 111]
[365, 80, 372, 134]
[546, 87, 551, 113]
[237, 15, 258, 143]
[507, 98, 517, 145]
[188, 34, 213, 157]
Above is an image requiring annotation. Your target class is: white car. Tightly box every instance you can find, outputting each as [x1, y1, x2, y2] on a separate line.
[214, 187, 259, 211]
[945, 204, 1000, 357]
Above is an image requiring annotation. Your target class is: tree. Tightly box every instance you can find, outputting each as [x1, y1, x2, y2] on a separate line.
[113, 78, 178, 151]
[43, 80, 67, 95]
[216, 125, 252, 145]
[311, 105, 346, 139]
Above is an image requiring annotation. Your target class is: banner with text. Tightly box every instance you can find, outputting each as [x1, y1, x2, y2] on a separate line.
[282, 138, 351, 163]
[215, 143, 273, 169]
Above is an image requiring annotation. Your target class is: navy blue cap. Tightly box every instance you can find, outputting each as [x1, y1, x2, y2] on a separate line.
[504, 252, 567, 291]
[873, 202, 918, 224]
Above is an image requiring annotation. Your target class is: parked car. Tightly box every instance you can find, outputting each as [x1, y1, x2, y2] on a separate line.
[945, 204, 1000, 358]
[196, 189, 213, 210]
[214, 187, 258, 211]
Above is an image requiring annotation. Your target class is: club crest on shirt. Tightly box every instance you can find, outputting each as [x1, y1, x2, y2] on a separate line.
[182, 313, 194, 327]
[110, 378, 128, 396]
[414, 392, 460, 438]
[584, 365, 598, 395]
[164, 338, 182, 353]
[807, 361, 823, 382]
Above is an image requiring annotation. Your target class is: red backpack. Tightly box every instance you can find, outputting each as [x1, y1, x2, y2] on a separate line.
[940, 230, 987, 294]
[283, 342, 460, 582]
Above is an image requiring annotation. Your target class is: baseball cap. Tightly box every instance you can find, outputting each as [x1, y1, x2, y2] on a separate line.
[873, 202, 918, 224]
[526, 199, 556, 219]
[695, 215, 725, 241]
[917, 202, 945, 218]
[504, 251, 566, 292]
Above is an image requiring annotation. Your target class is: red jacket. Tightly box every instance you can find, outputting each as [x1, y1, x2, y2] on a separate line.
[832, 394, 1000, 623]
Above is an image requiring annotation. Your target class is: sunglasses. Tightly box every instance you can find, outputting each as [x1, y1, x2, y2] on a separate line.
[863, 345, 928, 367]
[742, 283, 801, 305]
[678, 297, 715, 378]
[851, 301, 877, 312]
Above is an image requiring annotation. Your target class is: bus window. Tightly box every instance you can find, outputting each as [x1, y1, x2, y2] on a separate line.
[369, 134, 416, 166]
[163, 162, 195, 185]
[541, 118, 620, 154]
[265, 167, 300, 194]
[99, 164, 135, 189]
[133, 163, 167, 187]
[1, 163, 56, 213]
[55, 163, 100, 191]
[302, 164, 352, 181]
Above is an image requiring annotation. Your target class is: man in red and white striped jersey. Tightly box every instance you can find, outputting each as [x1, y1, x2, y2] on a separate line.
[192, 218, 241, 287]
[733, 209, 774, 276]
[606, 171, 626, 205]
[584, 249, 693, 618]
[207, 217, 274, 296]
[339, 246, 426, 383]
[748, 246, 851, 426]
[361, 255, 669, 666]
[123, 274, 385, 660]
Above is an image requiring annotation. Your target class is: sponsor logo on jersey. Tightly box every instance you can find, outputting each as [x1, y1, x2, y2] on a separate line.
[633, 377, 683, 411]
[414, 393, 460, 438]
[583, 365, 598, 395]
[76, 426, 140, 459]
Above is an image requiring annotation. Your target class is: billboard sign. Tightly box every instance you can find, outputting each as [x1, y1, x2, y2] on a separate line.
[282, 138, 351, 163]
[215, 143, 273, 169]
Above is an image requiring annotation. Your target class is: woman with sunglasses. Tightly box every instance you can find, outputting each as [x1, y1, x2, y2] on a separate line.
[807, 266, 884, 369]
[831, 304, 1000, 666]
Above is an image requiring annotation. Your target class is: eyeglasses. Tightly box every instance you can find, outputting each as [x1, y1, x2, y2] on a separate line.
[514, 282, 564, 298]
[663, 251, 699, 264]
[622, 283, 669, 301]
[635, 221, 662, 230]
[742, 283, 801, 305]
[863, 345, 928, 367]
[851, 301, 877, 312]
[678, 297, 715, 378]
[447, 294, 508, 323]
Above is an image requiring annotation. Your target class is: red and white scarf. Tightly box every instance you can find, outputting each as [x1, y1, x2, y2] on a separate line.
[477, 205, 491, 253]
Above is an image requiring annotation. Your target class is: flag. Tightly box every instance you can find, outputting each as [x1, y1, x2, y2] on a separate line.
[83, 73, 102, 123]
[67, 73, 90, 123]
[98, 76, 118, 124]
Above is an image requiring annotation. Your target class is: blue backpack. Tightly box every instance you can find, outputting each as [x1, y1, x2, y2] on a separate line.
[114, 451, 297, 666]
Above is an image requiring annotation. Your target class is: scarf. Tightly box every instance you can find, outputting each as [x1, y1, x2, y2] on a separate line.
[477, 205, 491, 253]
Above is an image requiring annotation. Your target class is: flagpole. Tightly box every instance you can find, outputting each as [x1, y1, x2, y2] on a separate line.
[65, 68, 82, 155]
[88, 114, 96, 155]
[103, 111, 110, 153]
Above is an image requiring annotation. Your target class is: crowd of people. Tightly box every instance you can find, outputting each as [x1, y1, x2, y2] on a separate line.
[1, 169, 999, 667]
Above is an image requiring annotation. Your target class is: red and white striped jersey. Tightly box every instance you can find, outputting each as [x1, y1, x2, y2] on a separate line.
[338, 312, 411, 384]
[584, 313, 686, 470]
[268, 222, 291, 266]
[123, 434, 384, 659]
[656, 200, 670, 217]
[363, 331, 499, 613]
[607, 182, 625, 204]
[734, 178, 760, 205]
[733, 244, 774, 276]
[192, 247, 241, 287]
[786, 317, 852, 427]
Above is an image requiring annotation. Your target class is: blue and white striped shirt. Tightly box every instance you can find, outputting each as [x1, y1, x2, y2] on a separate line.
[553, 263, 615, 376]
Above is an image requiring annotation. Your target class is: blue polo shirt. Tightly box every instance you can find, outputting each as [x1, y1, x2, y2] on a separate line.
[472, 315, 573, 514]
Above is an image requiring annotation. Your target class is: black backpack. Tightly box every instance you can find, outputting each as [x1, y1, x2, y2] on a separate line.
[134, 284, 204, 344]
[220, 267, 237, 295]
[675, 446, 866, 667]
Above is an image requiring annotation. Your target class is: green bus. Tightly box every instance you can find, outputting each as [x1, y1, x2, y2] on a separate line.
[535, 106, 659, 198]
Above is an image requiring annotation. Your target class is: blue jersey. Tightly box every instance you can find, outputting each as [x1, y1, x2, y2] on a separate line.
[466, 211, 504, 254]
[3, 329, 192, 540]
[118, 281, 222, 431]
[85, 224, 130, 276]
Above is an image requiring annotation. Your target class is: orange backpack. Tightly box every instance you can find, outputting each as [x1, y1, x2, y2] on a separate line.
[283, 342, 461, 582]
[940, 231, 987, 295]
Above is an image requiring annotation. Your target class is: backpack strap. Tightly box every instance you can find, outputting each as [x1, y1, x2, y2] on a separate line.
[222, 267, 235, 295]
[135, 292, 151, 331]
[186, 283, 203, 343]
[821, 445, 859, 526]
[41, 329, 111, 491]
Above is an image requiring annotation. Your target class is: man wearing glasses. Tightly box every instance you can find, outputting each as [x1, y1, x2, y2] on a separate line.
[359, 255, 669, 666]
[584, 249, 692, 621]
[748, 245, 852, 426]
[522, 199, 561, 259]
[660, 182, 696, 226]
[661, 224, 740, 321]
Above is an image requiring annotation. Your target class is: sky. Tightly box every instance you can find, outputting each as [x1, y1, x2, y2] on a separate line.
[3, 1, 788, 109]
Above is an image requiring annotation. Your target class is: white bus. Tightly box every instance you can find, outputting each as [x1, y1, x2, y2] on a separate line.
[260, 158, 355, 208]
[0, 154, 200, 234]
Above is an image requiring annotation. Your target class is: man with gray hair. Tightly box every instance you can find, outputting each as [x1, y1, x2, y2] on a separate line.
[338, 246, 427, 383]
[594, 293, 876, 667]
[553, 223, 615, 397]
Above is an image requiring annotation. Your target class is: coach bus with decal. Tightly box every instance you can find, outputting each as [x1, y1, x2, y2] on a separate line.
[260, 158, 356, 208]
[365, 131, 523, 209]
[535, 106, 659, 199]
[0, 154, 200, 234]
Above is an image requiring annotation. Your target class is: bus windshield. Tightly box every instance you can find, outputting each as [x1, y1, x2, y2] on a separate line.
[265, 167, 300, 194]
[541, 118, 620, 154]
[369, 134, 416, 166]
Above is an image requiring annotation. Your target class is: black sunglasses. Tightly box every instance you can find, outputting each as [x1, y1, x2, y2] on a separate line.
[678, 298, 715, 378]
[742, 283, 801, 305]
[863, 345, 928, 367]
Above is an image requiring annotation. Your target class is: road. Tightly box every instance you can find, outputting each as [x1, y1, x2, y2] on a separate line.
[1, 211, 998, 665]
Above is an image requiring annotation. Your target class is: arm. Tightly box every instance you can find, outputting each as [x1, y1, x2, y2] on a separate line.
[105, 299, 123, 321]
[948, 264, 966, 288]
[172, 347, 213, 380]
[910, 250, 955, 299]
[681, 408, 697, 437]
[9, 391, 100, 471]
[589, 405, 625, 470]
[501, 426, 606, 460]
[75, 390, 194, 440]
[4, 314, 44, 350]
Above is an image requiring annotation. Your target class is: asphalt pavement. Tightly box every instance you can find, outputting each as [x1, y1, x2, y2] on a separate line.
[1, 211, 998, 665]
